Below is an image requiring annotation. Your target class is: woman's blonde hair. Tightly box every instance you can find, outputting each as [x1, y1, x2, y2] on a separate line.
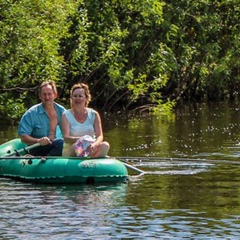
[70, 83, 91, 107]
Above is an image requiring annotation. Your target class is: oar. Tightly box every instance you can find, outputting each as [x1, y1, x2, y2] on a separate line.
[4, 143, 41, 157]
[106, 156, 145, 175]
[114, 157, 145, 175]
[122, 161, 145, 175]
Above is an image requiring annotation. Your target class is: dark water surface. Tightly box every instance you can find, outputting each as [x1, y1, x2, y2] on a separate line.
[1, 102, 240, 239]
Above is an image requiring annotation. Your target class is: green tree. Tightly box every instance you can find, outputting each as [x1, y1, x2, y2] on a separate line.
[0, 0, 239, 122]
[0, 0, 78, 121]
[162, 0, 240, 102]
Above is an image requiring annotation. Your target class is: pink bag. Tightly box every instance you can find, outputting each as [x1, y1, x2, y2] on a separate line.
[74, 135, 95, 157]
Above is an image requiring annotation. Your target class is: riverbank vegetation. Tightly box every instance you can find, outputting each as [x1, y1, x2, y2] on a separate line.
[0, 0, 239, 121]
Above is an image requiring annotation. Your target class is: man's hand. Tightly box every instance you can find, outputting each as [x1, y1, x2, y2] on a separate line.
[38, 137, 52, 146]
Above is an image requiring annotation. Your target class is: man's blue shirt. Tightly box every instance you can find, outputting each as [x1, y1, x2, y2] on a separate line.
[18, 102, 66, 139]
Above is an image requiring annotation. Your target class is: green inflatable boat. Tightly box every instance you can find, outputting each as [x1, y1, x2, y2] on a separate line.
[0, 138, 128, 184]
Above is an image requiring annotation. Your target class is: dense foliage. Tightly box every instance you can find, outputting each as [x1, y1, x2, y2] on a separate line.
[0, 0, 239, 121]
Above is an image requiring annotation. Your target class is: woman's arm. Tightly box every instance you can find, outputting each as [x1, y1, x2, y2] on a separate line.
[61, 114, 79, 144]
[92, 111, 104, 147]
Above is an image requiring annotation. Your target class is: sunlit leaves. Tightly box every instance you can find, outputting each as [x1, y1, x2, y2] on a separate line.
[0, 0, 238, 121]
[0, 0, 78, 87]
[0, 0, 79, 119]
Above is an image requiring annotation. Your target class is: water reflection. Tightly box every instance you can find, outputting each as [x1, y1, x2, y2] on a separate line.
[0, 179, 129, 239]
[0, 180, 128, 206]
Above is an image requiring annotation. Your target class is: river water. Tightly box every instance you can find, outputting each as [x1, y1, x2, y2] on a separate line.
[1, 102, 240, 239]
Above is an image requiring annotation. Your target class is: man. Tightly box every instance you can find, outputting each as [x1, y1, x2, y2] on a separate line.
[18, 80, 66, 156]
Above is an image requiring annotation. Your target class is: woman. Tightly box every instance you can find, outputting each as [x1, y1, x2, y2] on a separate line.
[62, 83, 110, 157]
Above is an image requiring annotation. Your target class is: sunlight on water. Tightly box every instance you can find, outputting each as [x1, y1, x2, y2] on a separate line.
[1, 176, 240, 239]
[128, 160, 214, 175]
[1, 103, 240, 238]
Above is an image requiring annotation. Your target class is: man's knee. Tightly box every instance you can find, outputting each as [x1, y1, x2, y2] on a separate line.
[49, 138, 64, 156]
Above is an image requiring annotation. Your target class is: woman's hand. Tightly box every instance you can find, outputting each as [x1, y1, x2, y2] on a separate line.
[87, 142, 99, 155]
